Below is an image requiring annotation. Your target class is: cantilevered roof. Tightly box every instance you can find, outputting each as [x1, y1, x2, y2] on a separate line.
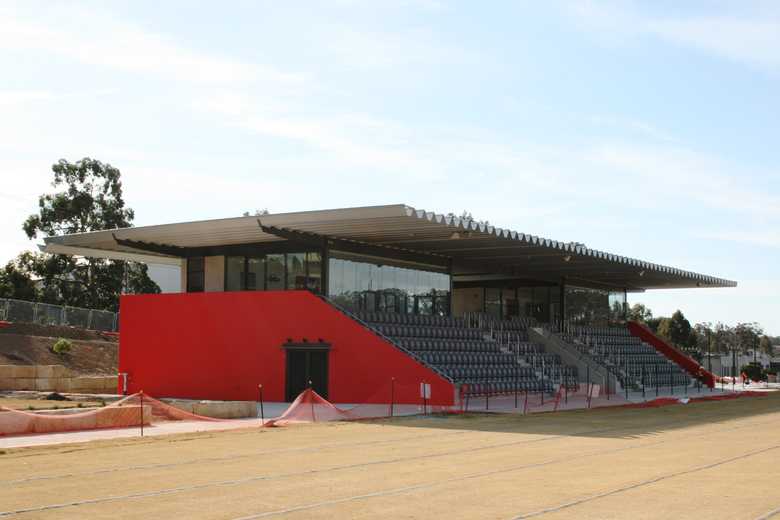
[42, 204, 736, 291]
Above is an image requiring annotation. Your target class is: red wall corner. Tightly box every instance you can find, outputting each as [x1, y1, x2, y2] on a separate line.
[118, 291, 454, 405]
[627, 321, 715, 388]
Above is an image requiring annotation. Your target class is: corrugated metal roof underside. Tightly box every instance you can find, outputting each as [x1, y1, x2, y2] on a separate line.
[43, 204, 736, 291]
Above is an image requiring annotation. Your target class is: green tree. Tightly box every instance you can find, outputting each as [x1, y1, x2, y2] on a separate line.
[714, 323, 737, 354]
[0, 254, 40, 301]
[656, 310, 694, 351]
[627, 303, 653, 323]
[759, 335, 774, 356]
[734, 322, 763, 356]
[22, 158, 159, 311]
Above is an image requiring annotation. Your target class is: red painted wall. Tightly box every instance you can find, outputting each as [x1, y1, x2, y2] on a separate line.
[627, 321, 716, 388]
[119, 291, 454, 405]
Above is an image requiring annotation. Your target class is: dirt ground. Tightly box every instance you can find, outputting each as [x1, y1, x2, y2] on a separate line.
[0, 322, 117, 374]
[1, 393, 779, 519]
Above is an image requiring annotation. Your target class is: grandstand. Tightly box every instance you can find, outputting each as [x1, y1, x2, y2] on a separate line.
[354, 311, 563, 396]
[557, 325, 693, 391]
[38, 204, 735, 405]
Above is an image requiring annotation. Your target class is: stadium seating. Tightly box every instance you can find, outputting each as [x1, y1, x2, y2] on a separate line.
[354, 311, 578, 396]
[558, 325, 692, 391]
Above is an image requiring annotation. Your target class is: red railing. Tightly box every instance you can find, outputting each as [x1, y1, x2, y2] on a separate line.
[627, 321, 716, 388]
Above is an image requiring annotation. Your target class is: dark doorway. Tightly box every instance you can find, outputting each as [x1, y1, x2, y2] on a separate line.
[285, 346, 329, 401]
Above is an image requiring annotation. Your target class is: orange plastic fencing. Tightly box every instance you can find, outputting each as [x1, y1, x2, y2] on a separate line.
[267, 381, 457, 427]
[0, 392, 226, 437]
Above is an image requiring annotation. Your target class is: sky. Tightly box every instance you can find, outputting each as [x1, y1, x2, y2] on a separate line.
[0, 1, 778, 334]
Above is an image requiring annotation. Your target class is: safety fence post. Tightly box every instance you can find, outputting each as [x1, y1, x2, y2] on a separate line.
[140, 391, 144, 438]
[309, 380, 316, 422]
[625, 356, 629, 401]
[422, 380, 428, 415]
[258, 384, 265, 426]
[390, 377, 395, 418]
[655, 363, 659, 397]
[641, 364, 646, 401]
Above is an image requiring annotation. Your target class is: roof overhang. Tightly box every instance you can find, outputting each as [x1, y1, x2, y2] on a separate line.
[41, 204, 737, 291]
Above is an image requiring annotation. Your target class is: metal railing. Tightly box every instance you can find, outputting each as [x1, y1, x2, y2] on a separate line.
[0, 298, 118, 332]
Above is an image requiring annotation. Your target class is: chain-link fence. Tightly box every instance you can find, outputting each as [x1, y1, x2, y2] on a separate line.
[0, 298, 118, 332]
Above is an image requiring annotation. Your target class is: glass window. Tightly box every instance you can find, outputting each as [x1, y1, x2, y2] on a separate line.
[266, 254, 285, 290]
[225, 256, 245, 291]
[186, 257, 205, 293]
[286, 253, 306, 290]
[485, 288, 501, 318]
[327, 254, 450, 315]
[565, 286, 612, 326]
[306, 252, 321, 293]
[608, 290, 627, 323]
[247, 257, 265, 290]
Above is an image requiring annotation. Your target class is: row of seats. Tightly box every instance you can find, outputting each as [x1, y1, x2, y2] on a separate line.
[357, 311, 465, 328]
[446, 366, 537, 380]
[591, 345, 659, 356]
[398, 339, 502, 353]
[581, 335, 642, 346]
[507, 342, 544, 355]
[373, 324, 484, 340]
[465, 380, 554, 395]
[571, 326, 632, 337]
[418, 352, 516, 366]
[464, 313, 534, 332]
[600, 354, 673, 365]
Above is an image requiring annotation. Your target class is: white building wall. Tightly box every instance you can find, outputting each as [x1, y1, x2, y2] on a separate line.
[147, 263, 184, 293]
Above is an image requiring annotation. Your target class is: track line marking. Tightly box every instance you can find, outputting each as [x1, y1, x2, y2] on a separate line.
[1, 404, 774, 517]
[513, 444, 780, 519]
[755, 506, 780, 520]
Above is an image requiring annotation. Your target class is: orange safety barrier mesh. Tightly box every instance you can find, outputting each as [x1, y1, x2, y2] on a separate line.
[612, 391, 764, 410]
[267, 381, 455, 427]
[0, 392, 226, 437]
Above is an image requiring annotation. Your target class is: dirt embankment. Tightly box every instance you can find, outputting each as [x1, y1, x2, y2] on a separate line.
[0, 323, 117, 375]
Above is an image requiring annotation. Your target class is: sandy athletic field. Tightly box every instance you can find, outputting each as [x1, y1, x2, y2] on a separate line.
[1, 392, 779, 519]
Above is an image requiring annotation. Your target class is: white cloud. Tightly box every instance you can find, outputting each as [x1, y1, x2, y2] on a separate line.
[0, 4, 301, 86]
[585, 143, 780, 218]
[698, 230, 780, 249]
[563, 2, 780, 73]
[649, 16, 780, 72]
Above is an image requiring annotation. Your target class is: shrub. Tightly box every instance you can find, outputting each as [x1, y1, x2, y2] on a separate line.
[51, 338, 73, 355]
[740, 363, 765, 382]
